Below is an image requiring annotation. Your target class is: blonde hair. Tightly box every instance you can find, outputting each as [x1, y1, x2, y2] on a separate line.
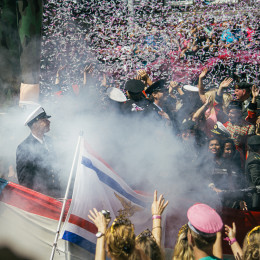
[129, 248, 151, 260]
[136, 229, 164, 260]
[106, 217, 136, 260]
[222, 93, 232, 114]
[242, 226, 260, 260]
[205, 89, 217, 106]
[173, 224, 194, 260]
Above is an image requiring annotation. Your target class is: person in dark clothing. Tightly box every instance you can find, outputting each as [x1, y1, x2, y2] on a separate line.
[121, 79, 150, 114]
[144, 79, 171, 122]
[16, 106, 61, 198]
[222, 138, 243, 174]
[234, 82, 260, 118]
[245, 135, 260, 210]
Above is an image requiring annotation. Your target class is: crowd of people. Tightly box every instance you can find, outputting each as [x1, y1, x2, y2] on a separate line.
[88, 191, 260, 260]
[62, 62, 259, 212]
[40, 0, 260, 94]
[1, 1, 260, 259]
[40, 0, 260, 211]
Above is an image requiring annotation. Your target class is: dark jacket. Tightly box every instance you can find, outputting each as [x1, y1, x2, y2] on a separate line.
[120, 98, 151, 115]
[144, 102, 163, 120]
[245, 151, 260, 210]
[16, 134, 61, 198]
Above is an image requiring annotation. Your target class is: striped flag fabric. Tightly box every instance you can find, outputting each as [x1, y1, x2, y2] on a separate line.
[0, 171, 257, 258]
[0, 178, 91, 260]
[60, 139, 154, 254]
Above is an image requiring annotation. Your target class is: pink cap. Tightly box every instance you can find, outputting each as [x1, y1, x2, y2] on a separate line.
[187, 203, 223, 235]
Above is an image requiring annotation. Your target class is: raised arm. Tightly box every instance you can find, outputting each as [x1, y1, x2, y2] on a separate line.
[192, 96, 211, 122]
[225, 222, 243, 260]
[55, 65, 66, 85]
[137, 69, 153, 87]
[88, 208, 110, 260]
[217, 77, 233, 97]
[246, 85, 259, 124]
[83, 64, 94, 85]
[198, 67, 208, 103]
[169, 81, 184, 96]
[213, 231, 223, 259]
[251, 85, 259, 105]
[151, 190, 168, 247]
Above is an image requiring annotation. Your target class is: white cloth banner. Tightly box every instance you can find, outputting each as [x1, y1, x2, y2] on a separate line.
[61, 139, 156, 254]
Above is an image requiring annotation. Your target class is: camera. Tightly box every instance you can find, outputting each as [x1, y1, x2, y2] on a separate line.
[101, 210, 111, 219]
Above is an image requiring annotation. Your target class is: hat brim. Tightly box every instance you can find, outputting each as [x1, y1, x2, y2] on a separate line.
[107, 87, 127, 102]
[27, 113, 51, 126]
[183, 85, 198, 92]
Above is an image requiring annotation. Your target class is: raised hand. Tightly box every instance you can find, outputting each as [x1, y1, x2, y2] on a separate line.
[252, 85, 260, 98]
[199, 67, 208, 79]
[219, 77, 233, 88]
[151, 190, 169, 216]
[88, 208, 107, 233]
[137, 69, 148, 81]
[225, 222, 236, 240]
[84, 64, 94, 74]
[134, 74, 142, 81]
[170, 81, 179, 88]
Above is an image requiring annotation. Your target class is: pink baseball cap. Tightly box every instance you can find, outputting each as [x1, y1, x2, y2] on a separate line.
[187, 203, 223, 237]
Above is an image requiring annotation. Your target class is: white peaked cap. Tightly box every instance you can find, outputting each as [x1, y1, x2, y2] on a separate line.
[183, 85, 199, 92]
[24, 106, 51, 126]
[106, 87, 127, 102]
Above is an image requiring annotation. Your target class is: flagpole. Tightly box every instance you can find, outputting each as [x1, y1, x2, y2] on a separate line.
[50, 132, 83, 260]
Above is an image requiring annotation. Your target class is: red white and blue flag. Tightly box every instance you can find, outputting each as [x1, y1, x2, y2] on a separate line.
[0, 140, 258, 258]
[61, 139, 154, 254]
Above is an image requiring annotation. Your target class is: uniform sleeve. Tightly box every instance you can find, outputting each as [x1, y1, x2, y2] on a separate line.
[16, 145, 34, 188]
[248, 161, 260, 186]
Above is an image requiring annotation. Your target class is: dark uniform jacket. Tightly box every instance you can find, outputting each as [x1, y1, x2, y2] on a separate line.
[120, 99, 150, 115]
[16, 134, 61, 198]
[245, 151, 260, 210]
[144, 103, 162, 120]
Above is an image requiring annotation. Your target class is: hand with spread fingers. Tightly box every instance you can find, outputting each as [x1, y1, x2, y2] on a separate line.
[134, 74, 142, 81]
[137, 69, 148, 81]
[151, 190, 168, 247]
[219, 77, 233, 89]
[169, 81, 179, 94]
[88, 208, 107, 233]
[88, 208, 109, 260]
[224, 222, 242, 259]
[225, 222, 236, 240]
[217, 77, 233, 96]
[151, 190, 169, 216]
[84, 64, 94, 74]
[252, 85, 259, 98]
[169, 81, 179, 89]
